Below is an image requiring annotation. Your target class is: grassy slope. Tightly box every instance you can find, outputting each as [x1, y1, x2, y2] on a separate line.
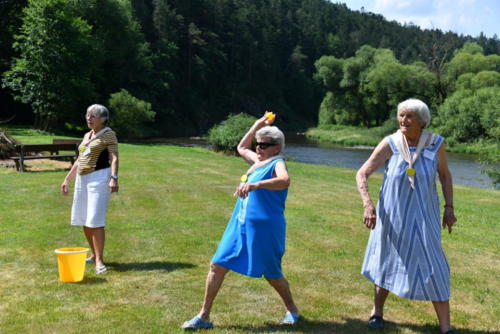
[0, 130, 498, 333]
[306, 125, 498, 155]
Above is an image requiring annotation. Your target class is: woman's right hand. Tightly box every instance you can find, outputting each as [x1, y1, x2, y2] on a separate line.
[60, 180, 69, 196]
[255, 111, 275, 128]
[363, 203, 377, 229]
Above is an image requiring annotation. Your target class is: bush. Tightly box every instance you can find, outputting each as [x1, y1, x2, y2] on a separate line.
[435, 87, 500, 142]
[370, 118, 399, 137]
[208, 113, 256, 153]
[108, 89, 156, 139]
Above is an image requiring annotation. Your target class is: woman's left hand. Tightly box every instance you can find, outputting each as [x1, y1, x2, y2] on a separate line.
[442, 207, 457, 234]
[109, 178, 119, 193]
[235, 182, 259, 198]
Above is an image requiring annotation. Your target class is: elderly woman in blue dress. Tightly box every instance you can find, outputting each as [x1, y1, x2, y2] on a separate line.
[182, 113, 299, 330]
[356, 99, 457, 333]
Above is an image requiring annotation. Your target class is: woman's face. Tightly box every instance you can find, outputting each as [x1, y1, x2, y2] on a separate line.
[398, 109, 423, 136]
[255, 136, 281, 161]
[86, 109, 105, 130]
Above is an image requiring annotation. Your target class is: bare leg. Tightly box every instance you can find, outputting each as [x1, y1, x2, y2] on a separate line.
[196, 263, 229, 321]
[88, 227, 105, 267]
[266, 277, 299, 314]
[83, 227, 95, 260]
[371, 285, 389, 317]
[432, 300, 452, 333]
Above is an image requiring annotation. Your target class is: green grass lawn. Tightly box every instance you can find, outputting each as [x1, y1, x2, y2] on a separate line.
[0, 129, 498, 333]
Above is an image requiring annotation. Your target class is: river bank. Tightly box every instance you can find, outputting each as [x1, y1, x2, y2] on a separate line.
[306, 125, 499, 155]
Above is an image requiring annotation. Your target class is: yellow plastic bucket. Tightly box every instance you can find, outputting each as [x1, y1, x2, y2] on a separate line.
[54, 247, 89, 282]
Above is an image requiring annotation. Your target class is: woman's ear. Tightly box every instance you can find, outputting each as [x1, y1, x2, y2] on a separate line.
[274, 145, 282, 155]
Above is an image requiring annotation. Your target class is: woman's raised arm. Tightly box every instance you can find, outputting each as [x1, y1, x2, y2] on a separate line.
[237, 115, 274, 164]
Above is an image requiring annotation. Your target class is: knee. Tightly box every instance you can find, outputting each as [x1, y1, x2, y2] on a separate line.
[208, 262, 227, 276]
[266, 277, 285, 286]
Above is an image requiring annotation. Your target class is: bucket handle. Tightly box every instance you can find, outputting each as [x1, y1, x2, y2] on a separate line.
[54, 248, 89, 254]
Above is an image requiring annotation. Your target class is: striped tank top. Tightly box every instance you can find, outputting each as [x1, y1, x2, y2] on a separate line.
[78, 129, 118, 175]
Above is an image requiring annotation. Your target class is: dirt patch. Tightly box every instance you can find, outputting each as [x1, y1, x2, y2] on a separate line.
[0, 159, 16, 168]
[0, 158, 72, 172]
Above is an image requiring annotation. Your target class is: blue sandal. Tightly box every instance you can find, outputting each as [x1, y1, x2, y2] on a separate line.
[181, 316, 213, 330]
[368, 315, 384, 329]
[281, 311, 300, 325]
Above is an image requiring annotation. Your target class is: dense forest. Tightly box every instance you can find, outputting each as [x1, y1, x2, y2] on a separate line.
[1, 0, 499, 138]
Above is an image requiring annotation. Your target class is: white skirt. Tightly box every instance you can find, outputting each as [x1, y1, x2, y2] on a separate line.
[71, 168, 111, 228]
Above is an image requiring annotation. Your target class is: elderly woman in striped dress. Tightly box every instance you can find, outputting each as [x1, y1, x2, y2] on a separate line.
[61, 104, 119, 275]
[356, 99, 457, 334]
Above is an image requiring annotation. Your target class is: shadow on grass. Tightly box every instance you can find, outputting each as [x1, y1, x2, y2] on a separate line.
[226, 317, 499, 334]
[106, 261, 195, 272]
[77, 276, 107, 284]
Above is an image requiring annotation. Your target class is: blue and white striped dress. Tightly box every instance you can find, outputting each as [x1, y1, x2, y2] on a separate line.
[361, 133, 450, 301]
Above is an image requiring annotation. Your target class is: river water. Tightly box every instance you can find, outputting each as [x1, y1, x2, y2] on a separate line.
[143, 134, 496, 189]
[284, 133, 495, 189]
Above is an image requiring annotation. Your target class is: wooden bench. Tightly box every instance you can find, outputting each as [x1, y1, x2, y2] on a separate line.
[52, 139, 82, 145]
[11, 143, 79, 172]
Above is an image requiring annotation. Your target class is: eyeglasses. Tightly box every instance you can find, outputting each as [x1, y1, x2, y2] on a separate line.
[256, 142, 278, 149]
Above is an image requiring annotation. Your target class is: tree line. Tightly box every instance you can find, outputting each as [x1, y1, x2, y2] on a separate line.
[0, 0, 499, 138]
[314, 42, 500, 145]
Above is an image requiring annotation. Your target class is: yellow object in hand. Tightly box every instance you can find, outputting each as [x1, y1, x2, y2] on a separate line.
[79, 146, 87, 153]
[406, 167, 415, 176]
[241, 174, 248, 182]
[265, 111, 275, 122]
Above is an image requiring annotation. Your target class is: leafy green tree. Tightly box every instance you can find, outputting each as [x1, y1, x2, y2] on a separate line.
[435, 87, 500, 142]
[76, 0, 154, 102]
[315, 45, 437, 127]
[108, 89, 156, 139]
[2, 0, 95, 130]
[0, 0, 28, 122]
[444, 42, 500, 93]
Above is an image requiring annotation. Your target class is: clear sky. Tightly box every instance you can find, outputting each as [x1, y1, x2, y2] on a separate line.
[338, 0, 500, 38]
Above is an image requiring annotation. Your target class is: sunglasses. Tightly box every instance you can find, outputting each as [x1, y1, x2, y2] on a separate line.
[256, 142, 278, 149]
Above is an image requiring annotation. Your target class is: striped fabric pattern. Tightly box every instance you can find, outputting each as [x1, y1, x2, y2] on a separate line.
[78, 130, 118, 175]
[361, 133, 450, 301]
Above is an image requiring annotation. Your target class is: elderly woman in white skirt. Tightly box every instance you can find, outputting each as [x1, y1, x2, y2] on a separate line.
[61, 104, 119, 274]
[356, 99, 457, 333]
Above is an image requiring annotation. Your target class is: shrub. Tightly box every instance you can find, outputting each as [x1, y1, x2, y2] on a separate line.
[435, 86, 500, 142]
[208, 113, 256, 153]
[108, 89, 156, 139]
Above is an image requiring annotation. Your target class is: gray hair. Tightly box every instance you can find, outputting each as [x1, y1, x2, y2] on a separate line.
[256, 126, 285, 151]
[87, 104, 109, 126]
[397, 98, 431, 128]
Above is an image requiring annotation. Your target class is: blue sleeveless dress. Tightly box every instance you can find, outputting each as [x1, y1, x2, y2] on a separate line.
[361, 133, 450, 301]
[212, 159, 288, 279]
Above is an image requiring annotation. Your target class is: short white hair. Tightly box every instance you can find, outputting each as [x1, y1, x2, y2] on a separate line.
[87, 104, 109, 125]
[397, 98, 431, 128]
[256, 126, 285, 151]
